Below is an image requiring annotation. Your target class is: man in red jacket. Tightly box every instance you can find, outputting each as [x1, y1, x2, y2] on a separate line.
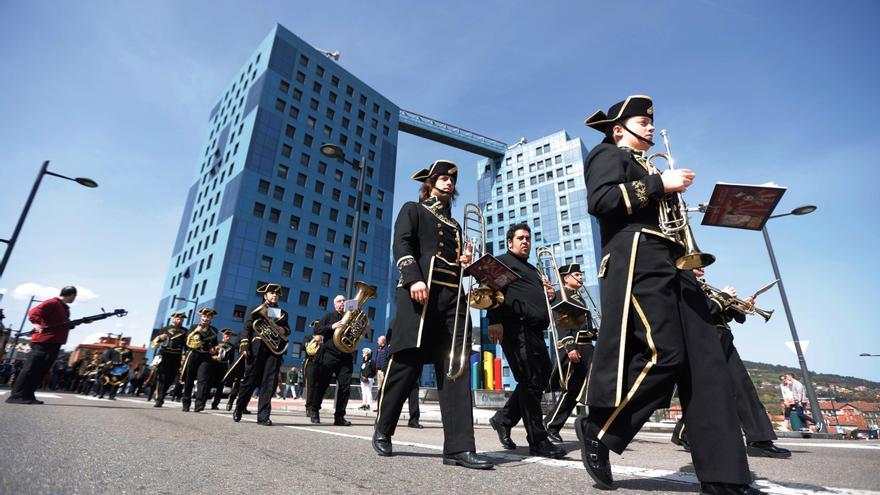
[6, 286, 80, 404]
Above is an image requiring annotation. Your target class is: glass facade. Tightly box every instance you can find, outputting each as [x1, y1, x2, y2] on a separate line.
[476, 131, 601, 389]
[153, 25, 399, 367]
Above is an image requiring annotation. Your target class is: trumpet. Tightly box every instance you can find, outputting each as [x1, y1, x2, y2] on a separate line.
[535, 246, 589, 390]
[701, 283, 774, 322]
[448, 204, 500, 379]
[645, 130, 715, 270]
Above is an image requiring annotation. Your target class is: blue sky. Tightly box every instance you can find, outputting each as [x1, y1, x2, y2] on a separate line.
[1, 1, 877, 382]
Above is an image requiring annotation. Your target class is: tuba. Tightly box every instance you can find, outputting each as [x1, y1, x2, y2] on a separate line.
[535, 246, 590, 390]
[645, 130, 715, 270]
[332, 282, 378, 354]
[253, 306, 289, 355]
[305, 319, 321, 356]
[185, 324, 204, 350]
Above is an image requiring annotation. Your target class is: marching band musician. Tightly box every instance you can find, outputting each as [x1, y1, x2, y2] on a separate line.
[671, 268, 791, 459]
[372, 160, 494, 470]
[577, 95, 757, 494]
[302, 331, 321, 419]
[209, 329, 236, 410]
[151, 311, 187, 407]
[309, 294, 355, 426]
[543, 263, 597, 444]
[97, 339, 132, 400]
[487, 223, 566, 459]
[180, 307, 219, 413]
[232, 283, 289, 426]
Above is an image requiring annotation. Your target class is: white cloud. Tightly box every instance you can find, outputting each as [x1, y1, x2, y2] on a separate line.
[11, 283, 99, 303]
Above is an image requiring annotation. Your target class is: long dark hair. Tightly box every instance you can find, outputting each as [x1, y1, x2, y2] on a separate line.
[418, 174, 459, 203]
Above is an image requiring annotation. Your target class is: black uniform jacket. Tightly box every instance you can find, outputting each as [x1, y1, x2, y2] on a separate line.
[555, 287, 597, 353]
[584, 141, 687, 407]
[487, 251, 550, 330]
[151, 325, 186, 355]
[391, 197, 464, 352]
[241, 303, 289, 355]
[314, 310, 353, 359]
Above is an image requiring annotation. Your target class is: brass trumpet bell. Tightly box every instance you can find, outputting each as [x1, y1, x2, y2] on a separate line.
[468, 286, 504, 310]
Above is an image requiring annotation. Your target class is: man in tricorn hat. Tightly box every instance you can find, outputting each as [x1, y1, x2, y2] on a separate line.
[542, 263, 597, 444]
[208, 329, 236, 410]
[372, 160, 493, 470]
[577, 95, 759, 494]
[151, 311, 188, 407]
[180, 307, 218, 412]
[232, 283, 289, 426]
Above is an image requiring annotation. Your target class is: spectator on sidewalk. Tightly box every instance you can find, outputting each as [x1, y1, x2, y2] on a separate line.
[780, 373, 816, 431]
[375, 335, 390, 390]
[359, 348, 376, 410]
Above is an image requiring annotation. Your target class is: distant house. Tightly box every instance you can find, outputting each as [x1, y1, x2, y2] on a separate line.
[818, 400, 880, 433]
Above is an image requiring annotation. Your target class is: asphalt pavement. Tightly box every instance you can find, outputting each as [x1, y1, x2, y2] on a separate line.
[1, 391, 878, 495]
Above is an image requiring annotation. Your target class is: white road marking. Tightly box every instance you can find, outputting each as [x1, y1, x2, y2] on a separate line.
[209, 414, 878, 495]
[0, 391, 62, 398]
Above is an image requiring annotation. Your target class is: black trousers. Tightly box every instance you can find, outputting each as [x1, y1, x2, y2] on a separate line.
[376, 286, 475, 455]
[587, 240, 750, 485]
[153, 353, 182, 405]
[181, 352, 212, 410]
[210, 362, 227, 409]
[312, 351, 353, 419]
[545, 343, 594, 433]
[235, 341, 281, 422]
[303, 356, 318, 412]
[674, 328, 776, 444]
[226, 379, 241, 410]
[493, 323, 552, 446]
[8, 342, 61, 401]
[98, 378, 121, 399]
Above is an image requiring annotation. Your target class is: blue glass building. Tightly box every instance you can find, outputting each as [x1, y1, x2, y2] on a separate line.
[152, 25, 398, 366]
[476, 131, 602, 389]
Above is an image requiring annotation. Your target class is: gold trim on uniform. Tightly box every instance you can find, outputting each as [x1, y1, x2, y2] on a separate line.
[415, 261, 436, 348]
[375, 355, 395, 425]
[615, 232, 641, 406]
[633, 180, 649, 208]
[598, 253, 611, 278]
[618, 184, 633, 216]
[599, 294, 657, 440]
[432, 281, 458, 289]
[639, 228, 678, 245]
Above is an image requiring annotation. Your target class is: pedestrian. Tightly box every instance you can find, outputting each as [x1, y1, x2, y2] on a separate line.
[781, 373, 816, 431]
[577, 95, 756, 493]
[7, 286, 85, 405]
[372, 160, 492, 470]
[359, 348, 376, 411]
[487, 223, 566, 459]
[374, 335, 390, 392]
[310, 295, 355, 426]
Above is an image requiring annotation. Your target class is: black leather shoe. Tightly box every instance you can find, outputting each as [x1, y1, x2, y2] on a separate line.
[334, 418, 352, 426]
[373, 431, 392, 457]
[546, 429, 564, 444]
[311, 412, 320, 424]
[442, 451, 494, 470]
[225, 402, 233, 411]
[182, 406, 190, 412]
[210, 405, 219, 410]
[153, 402, 163, 408]
[408, 421, 424, 429]
[242, 409, 252, 415]
[30, 399, 45, 404]
[232, 409, 242, 422]
[257, 419, 273, 426]
[5, 397, 36, 404]
[575, 417, 613, 489]
[671, 434, 691, 452]
[193, 406, 204, 413]
[489, 416, 517, 450]
[747, 441, 791, 459]
[529, 438, 567, 459]
[700, 482, 767, 495]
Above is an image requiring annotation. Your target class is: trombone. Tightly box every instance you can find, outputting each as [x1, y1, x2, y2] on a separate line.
[577, 285, 602, 331]
[447, 203, 493, 379]
[535, 247, 589, 390]
[646, 130, 715, 270]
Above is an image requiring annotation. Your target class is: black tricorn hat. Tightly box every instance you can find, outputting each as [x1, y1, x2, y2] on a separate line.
[257, 283, 282, 294]
[584, 95, 653, 134]
[197, 307, 217, 317]
[170, 311, 186, 319]
[411, 160, 458, 183]
[558, 263, 582, 277]
[220, 328, 235, 336]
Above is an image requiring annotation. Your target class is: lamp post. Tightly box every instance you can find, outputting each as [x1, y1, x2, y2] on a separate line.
[763, 204, 826, 431]
[171, 295, 199, 326]
[320, 143, 366, 299]
[0, 160, 98, 279]
[859, 353, 880, 357]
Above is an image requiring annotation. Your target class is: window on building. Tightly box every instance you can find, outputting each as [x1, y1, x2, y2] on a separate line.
[264, 231, 277, 247]
[324, 249, 334, 264]
[260, 255, 272, 272]
[321, 272, 331, 287]
[298, 291, 310, 306]
[311, 201, 321, 215]
[273, 186, 285, 201]
[282, 261, 293, 277]
[233, 305, 247, 321]
[277, 164, 289, 179]
[330, 208, 339, 221]
[302, 266, 312, 282]
[309, 222, 319, 236]
[293, 193, 304, 208]
[305, 244, 316, 259]
[289, 215, 300, 230]
[275, 98, 285, 112]
[253, 202, 265, 218]
[269, 208, 280, 223]
[286, 237, 297, 253]
[258, 180, 270, 195]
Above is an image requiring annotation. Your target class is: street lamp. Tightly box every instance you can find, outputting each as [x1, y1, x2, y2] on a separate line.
[320, 143, 366, 299]
[171, 295, 199, 326]
[0, 160, 98, 279]
[763, 204, 826, 431]
[859, 353, 880, 357]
